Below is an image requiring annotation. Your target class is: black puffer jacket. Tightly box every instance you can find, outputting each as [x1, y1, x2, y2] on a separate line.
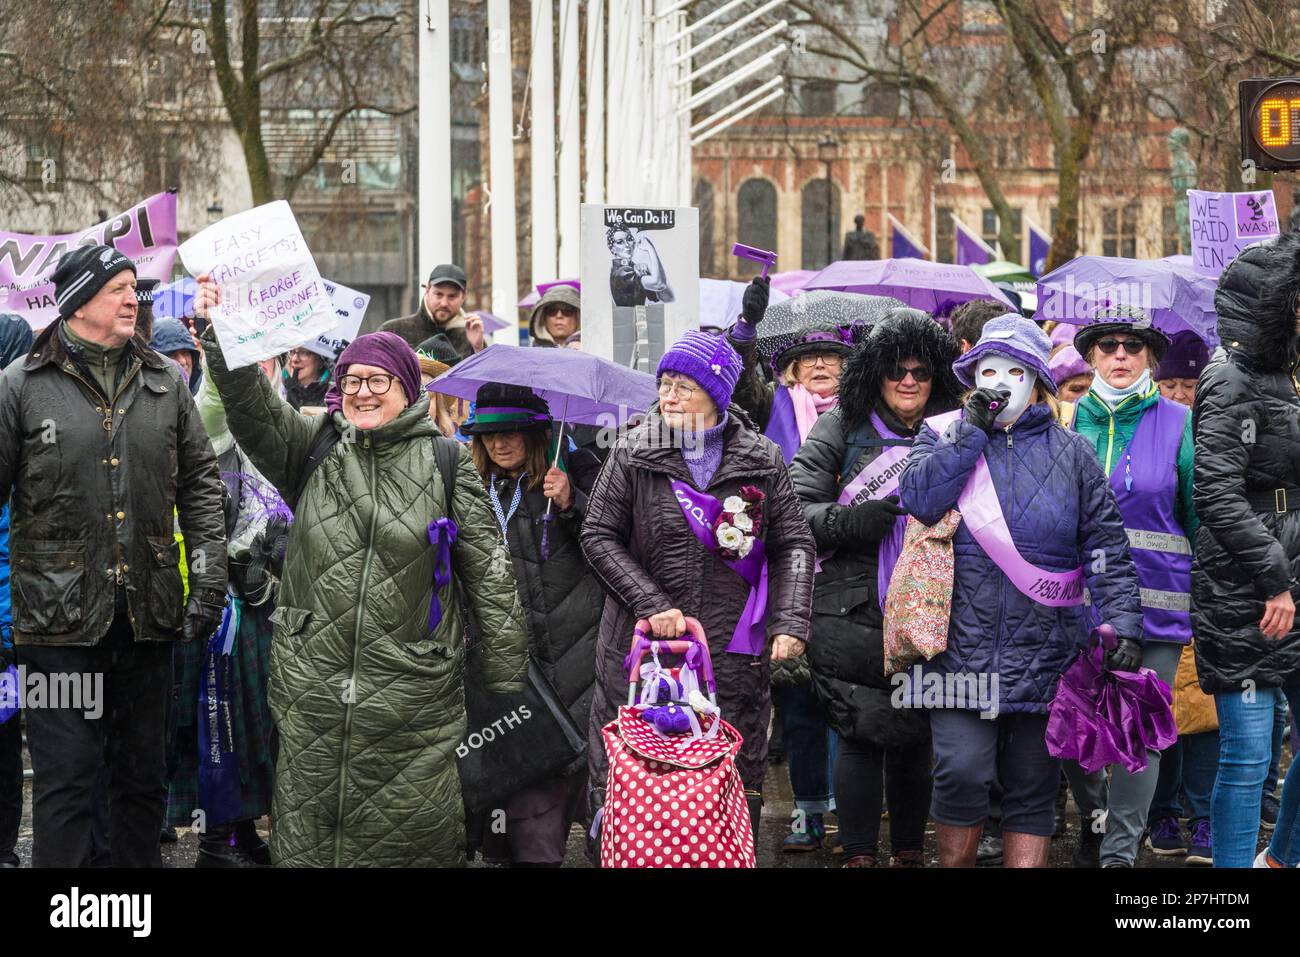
[789, 310, 961, 745]
[490, 445, 604, 739]
[1193, 233, 1300, 692]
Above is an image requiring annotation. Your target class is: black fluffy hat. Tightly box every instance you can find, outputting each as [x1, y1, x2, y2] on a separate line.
[51, 244, 136, 320]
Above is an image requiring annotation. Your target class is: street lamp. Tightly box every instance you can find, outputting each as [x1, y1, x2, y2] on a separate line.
[818, 136, 839, 267]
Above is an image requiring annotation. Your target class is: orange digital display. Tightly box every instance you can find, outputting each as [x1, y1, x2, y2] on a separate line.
[1259, 97, 1299, 147]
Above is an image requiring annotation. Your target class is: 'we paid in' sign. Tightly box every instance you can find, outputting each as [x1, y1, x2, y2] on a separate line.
[1188, 188, 1280, 279]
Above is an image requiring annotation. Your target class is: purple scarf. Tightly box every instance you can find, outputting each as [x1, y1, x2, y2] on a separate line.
[669, 480, 769, 656]
[764, 385, 838, 465]
[870, 410, 910, 610]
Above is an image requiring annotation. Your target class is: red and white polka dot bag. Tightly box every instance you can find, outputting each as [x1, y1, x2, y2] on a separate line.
[598, 620, 755, 869]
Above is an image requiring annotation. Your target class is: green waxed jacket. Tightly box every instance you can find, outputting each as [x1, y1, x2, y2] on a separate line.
[202, 328, 528, 867]
[1072, 384, 1198, 541]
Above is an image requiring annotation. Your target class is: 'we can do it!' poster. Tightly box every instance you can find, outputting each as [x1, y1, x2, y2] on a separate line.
[580, 204, 699, 373]
[179, 201, 337, 368]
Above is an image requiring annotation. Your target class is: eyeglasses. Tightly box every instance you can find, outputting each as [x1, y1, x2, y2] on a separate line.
[1095, 337, 1147, 355]
[885, 364, 933, 383]
[657, 377, 699, 400]
[795, 352, 844, 370]
[339, 373, 396, 396]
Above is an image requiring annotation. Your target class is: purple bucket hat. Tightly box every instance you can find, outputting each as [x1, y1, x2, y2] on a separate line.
[952, 312, 1057, 396]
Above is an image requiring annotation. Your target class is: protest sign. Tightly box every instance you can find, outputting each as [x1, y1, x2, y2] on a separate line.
[1189, 188, 1280, 278]
[580, 204, 699, 372]
[303, 278, 371, 359]
[0, 192, 178, 329]
[179, 201, 337, 368]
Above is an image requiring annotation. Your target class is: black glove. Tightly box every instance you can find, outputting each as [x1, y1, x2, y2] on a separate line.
[1105, 638, 1143, 673]
[182, 588, 227, 643]
[738, 276, 770, 330]
[963, 387, 1007, 434]
[836, 496, 908, 548]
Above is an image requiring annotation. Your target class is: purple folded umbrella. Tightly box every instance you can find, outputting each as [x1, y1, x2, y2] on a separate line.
[1045, 626, 1177, 774]
[1035, 256, 1218, 347]
[803, 259, 1015, 313]
[429, 343, 656, 427]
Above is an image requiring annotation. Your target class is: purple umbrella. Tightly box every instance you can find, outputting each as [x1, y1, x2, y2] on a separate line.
[517, 278, 580, 310]
[472, 310, 512, 334]
[430, 343, 656, 428]
[769, 269, 817, 297]
[1035, 256, 1218, 346]
[804, 259, 1014, 313]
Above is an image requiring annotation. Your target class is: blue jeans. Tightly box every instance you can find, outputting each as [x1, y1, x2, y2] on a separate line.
[1149, 731, 1219, 824]
[1265, 695, 1290, 797]
[773, 683, 836, 815]
[1213, 685, 1300, 867]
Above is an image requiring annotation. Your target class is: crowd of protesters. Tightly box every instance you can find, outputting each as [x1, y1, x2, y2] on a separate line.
[0, 225, 1297, 871]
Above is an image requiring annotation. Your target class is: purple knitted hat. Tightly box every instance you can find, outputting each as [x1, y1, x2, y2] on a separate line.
[325, 331, 422, 414]
[1155, 330, 1210, 381]
[952, 312, 1057, 395]
[656, 329, 741, 412]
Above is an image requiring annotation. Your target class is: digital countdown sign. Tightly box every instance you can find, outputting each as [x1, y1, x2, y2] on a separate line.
[1240, 77, 1300, 170]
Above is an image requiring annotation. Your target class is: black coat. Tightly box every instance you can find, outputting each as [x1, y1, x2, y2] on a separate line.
[788, 310, 961, 745]
[493, 446, 604, 733]
[1193, 233, 1300, 692]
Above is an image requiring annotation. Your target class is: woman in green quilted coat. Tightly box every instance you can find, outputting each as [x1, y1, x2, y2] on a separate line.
[195, 277, 528, 867]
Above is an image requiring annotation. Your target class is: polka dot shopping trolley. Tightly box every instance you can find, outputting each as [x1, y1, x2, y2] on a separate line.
[598, 618, 756, 868]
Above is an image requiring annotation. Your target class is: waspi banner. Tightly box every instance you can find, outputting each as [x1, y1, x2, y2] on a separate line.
[0, 192, 178, 328]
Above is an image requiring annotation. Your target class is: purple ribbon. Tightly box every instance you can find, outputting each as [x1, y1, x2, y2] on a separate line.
[427, 517, 459, 630]
[669, 480, 769, 656]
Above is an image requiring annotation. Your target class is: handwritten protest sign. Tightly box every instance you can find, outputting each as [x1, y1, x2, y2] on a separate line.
[1189, 189, 1280, 278]
[301, 278, 371, 359]
[0, 192, 178, 329]
[179, 201, 336, 368]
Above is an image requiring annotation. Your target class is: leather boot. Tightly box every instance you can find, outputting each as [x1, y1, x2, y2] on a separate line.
[1002, 831, 1051, 868]
[745, 791, 763, 853]
[934, 822, 983, 868]
[234, 818, 272, 866]
[196, 824, 264, 868]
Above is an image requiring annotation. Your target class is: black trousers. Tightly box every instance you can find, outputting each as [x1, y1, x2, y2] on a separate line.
[833, 736, 932, 860]
[0, 708, 21, 865]
[20, 617, 172, 868]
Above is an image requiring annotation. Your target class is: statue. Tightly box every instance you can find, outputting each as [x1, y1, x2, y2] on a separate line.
[842, 214, 880, 261]
[1168, 127, 1197, 254]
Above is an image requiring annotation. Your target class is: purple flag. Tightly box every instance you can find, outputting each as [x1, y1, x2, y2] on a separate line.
[889, 214, 929, 260]
[953, 217, 994, 267]
[1028, 220, 1052, 277]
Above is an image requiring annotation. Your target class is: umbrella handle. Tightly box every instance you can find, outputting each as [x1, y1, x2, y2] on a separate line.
[543, 414, 568, 519]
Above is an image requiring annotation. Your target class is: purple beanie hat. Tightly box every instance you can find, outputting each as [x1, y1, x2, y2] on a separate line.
[952, 313, 1057, 395]
[325, 331, 423, 415]
[1155, 331, 1210, 381]
[656, 329, 742, 412]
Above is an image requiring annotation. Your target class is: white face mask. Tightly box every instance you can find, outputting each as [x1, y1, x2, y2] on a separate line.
[975, 354, 1037, 426]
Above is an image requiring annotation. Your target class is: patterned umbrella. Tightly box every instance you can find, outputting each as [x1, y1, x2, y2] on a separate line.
[755, 290, 906, 366]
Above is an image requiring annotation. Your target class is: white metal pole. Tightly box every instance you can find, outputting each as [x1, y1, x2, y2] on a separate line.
[605, 0, 629, 201]
[488, 0, 520, 339]
[558, 0, 581, 274]
[531, 0, 558, 285]
[418, 0, 453, 273]
[584, 0, 605, 205]
[688, 74, 782, 134]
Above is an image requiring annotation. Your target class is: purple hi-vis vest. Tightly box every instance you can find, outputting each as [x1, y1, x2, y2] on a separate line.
[1090, 396, 1193, 644]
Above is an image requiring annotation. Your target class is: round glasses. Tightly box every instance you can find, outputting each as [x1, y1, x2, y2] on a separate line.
[657, 377, 699, 400]
[795, 352, 844, 370]
[339, 373, 396, 396]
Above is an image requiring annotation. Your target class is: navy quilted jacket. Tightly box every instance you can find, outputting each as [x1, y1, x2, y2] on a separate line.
[899, 403, 1143, 713]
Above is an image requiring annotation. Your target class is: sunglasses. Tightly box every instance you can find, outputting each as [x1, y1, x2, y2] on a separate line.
[885, 364, 933, 383]
[1095, 337, 1147, 355]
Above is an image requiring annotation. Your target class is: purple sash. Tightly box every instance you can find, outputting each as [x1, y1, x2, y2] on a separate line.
[669, 480, 769, 656]
[927, 410, 1085, 607]
[427, 517, 459, 630]
[836, 411, 912, 608]
[764, 386, 803, 465]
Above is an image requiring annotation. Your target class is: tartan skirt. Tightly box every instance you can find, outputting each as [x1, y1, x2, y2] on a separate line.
[165, 597, 278, 828]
